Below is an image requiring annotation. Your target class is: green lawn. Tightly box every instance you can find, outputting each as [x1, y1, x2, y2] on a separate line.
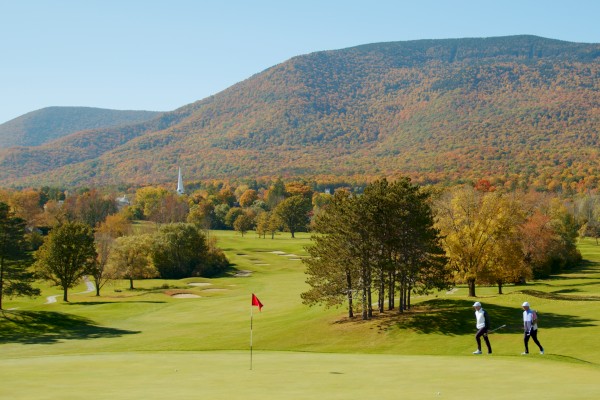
[1, 232, 599, 399]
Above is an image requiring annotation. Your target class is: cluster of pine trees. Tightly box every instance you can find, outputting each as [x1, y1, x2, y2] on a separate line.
[302, 178, 449, 319]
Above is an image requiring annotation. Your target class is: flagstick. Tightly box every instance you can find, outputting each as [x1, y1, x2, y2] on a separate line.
[250, 303, 253, 370]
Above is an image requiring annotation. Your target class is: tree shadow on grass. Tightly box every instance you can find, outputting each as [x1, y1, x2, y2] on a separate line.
[209, 264, 244, 278]
[0, 310, 140, 344]
[544, 276, 600, 286]
[553, 288, 585, 294]
[515, 289, 600, 302]
[549, 281, 600, 290]
[66, 301, 166, 306]
[375, 299, 597, 336]
[552, 259, 600, 276]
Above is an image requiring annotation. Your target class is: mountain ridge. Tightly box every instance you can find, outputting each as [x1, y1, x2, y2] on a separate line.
[0, 106, 163, 148]
[1, 35, 599, 191]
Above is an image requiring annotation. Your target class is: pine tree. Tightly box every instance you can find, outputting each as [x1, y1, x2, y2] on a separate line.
[303, 178, 449, 320]
[0, 202, 40, 310]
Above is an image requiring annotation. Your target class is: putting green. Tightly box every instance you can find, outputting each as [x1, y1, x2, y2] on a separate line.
[1, 351, 598, 399]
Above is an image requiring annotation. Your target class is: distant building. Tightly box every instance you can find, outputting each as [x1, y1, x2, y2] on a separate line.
[176, 166, 185, 195]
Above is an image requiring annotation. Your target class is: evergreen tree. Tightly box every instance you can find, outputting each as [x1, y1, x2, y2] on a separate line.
[303, 178, 449, 320]
[302, 191, 361, 318]
[0, 202, 40, 310]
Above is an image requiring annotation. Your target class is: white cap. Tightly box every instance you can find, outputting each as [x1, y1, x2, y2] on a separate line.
[473, 302, 481, 307]
[522, 302, 530, 307]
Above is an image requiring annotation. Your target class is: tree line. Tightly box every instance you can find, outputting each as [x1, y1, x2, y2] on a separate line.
[0, 177, 317, 307]
[302, 178, 582, 319]
[0, 190, 231, 307]
[436, 183, 580, 296]
[128, 178, 316, 238]
[32, 220, 229, 303]
[0, 176, 588, 311]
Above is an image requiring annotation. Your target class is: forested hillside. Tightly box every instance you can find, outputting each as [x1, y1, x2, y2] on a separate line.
[0, 107, 161, 148]
[1, 35, 599, 191]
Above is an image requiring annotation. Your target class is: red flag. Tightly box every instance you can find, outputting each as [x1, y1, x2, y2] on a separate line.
[251, 294, 263, 311]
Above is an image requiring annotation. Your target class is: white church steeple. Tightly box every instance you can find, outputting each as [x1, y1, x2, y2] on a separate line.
[176, 166, 185, 195]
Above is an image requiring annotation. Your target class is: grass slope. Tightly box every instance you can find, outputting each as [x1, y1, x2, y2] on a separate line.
[1, 232, 599, 399]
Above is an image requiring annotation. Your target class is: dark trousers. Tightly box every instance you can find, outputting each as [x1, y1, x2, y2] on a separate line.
[524, 329, 543, 353]
[475, 328, 492, 353]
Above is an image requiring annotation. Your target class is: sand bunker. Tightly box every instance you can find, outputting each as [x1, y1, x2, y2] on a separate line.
[270, 250, 303, 260]
[235, 270, 253, 277]
[172, 293, 201, 298]
[188, 282, 212, 287]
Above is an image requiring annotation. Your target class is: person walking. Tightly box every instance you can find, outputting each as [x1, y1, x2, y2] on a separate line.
[521, 301, 544, 355]
[472, 302, 492, 354]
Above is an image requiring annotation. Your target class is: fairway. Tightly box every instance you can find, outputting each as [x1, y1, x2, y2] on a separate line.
[2, 232, 600, 399]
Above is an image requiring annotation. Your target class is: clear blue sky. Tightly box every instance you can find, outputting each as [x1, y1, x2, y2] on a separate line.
[1, 0, 599, 124]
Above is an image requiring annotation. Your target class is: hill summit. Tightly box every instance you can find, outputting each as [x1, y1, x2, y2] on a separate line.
[0, 107, 161, 148]
[1, 35, 599, 191]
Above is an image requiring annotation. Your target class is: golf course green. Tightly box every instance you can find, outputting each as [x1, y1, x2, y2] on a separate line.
[1, 231, 599, 399]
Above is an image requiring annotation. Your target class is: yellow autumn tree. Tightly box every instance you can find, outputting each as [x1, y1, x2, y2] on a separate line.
[478, 194, 528, 294]
[435, 187, 526, 297]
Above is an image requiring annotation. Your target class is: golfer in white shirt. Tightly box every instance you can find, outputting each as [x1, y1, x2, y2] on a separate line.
[472, 302, 492, 354]
[522, 301, 544, 355]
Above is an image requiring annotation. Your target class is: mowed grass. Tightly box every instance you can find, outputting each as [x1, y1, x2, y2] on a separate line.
[1, 231, 600, 399]
[2, 352, 599, 400]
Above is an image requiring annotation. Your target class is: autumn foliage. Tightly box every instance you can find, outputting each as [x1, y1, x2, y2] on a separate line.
[0, 36, 598, 193]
